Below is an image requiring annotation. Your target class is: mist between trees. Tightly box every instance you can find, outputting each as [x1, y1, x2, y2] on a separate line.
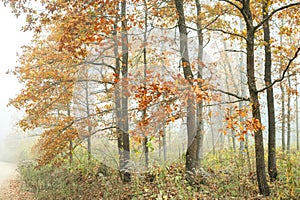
[1, 0, 300, 198]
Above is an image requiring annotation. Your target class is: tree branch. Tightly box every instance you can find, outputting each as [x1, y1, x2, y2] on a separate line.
[205, 99, 246, 107]
[182, 14, 222, 32]
[56, 79, 114, 85]
[206, 27, 247, 41]
[257, 47, 300, 93]
[73, 125, 117, 149]
[84, 61, 116, 72]
[214, 88, 250, 101]
[203, 14, 223, 30]
[224, 49, 247, 54]
[254, 2, 300, 31]
[219, 0, 243, 11]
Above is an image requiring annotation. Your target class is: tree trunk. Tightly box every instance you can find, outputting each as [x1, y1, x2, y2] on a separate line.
[287, 72, 291, 153]
[114, 1, 130, 182]
[120, 0, 131, 182]
[159, 136, 161, 158]
[209, 109, 216, 155]
[279, 26, 286, 153]
[174, 0, 198, 179]
[143, 137, 149, 168]
[84, 67, 92, 160]
[245, 134, 252, 172]
[239, 19, 246, 155]
[195, 0, 204, 167]
[262, 0, 277, 182]
[246, 33, 270, 197]
[244, 4, 270, 195]
[142, 0, 149, 169]
[67, 105, 73, 164]
[296, 77, 299, 151]
[168, 124, 172, 152]
[280, 83, 286, 152]
[113, 5, 123, 181]
[163, 126, 167, 161]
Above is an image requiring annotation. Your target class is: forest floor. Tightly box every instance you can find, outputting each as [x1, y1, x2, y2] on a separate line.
[0, 161, 32, 200]
[1, 149, 299, 199]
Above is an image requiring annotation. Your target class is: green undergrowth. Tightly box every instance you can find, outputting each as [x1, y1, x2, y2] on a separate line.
[18, 149, 299, 199]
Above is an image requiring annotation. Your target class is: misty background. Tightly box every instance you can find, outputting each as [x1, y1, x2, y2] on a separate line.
[0, 4, 32, 162]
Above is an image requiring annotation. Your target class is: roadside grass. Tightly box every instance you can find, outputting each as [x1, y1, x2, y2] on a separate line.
[17, 148, 299, 199]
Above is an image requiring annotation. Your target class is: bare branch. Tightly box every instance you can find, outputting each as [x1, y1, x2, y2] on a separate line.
[206, 27, 247, 41]
[56, 109, 114, 137]
[224, 49, 247, 54]
[73, 126, 117, 149]
[214, 88, 250, 101]
[203, 37, 210, 48]
[257, 47, 300, 93]
[254, 2, 300, 31]
[84, 61, 116, 72]
[205, 99, 246, 107]
[56, 79, 114, 85]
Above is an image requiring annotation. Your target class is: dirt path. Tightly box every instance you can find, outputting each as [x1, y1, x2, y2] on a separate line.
[0, 161, 32, 200]
[0, 161, 17, 187]
[0, 161, 18, 199]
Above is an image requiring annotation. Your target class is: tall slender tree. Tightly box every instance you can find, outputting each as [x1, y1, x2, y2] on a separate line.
[287, 71, 291, 153]
[262, 0, 277, 181]
[174, 0, 198, 179]
[297, 76, 300, 151]
[142, 0, 149, 169]
[195, 0, 205, 166]
[120, 0, 131, 182]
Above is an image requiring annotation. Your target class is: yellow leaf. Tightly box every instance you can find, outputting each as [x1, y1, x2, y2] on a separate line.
[170, 116, 175, 122]
[239, 123, 244, 131]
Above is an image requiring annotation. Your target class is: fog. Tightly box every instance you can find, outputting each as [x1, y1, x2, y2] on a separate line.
[0, 10, 33, 188]
[0, 4, 32, 163]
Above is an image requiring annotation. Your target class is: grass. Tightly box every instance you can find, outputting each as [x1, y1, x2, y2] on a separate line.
[17, 148, 300, 199]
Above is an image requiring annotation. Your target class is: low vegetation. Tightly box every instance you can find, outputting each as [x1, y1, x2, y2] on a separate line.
[18, 148, 299, 199]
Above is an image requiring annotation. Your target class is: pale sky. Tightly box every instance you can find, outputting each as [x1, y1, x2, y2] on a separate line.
[0, 4, 32, 139]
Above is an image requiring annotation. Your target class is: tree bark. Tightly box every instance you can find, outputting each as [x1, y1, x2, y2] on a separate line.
[280, 83, 286, 152]
[209, 108, 216, 155]
[174, 0, 198, 179]
[142, 0, 149, 169]
[239, 19, 246, 155]
[262, 0, 277, 182]
[67, 105, 73, 165]
[296, 77, 299, 151]
[287, 72, 291, 153]
[120, 0, 131, 182]
[163, 126, 167, 161]
[279, 27, 286, 153]
[244, 3, 270, 196]
[114, 1, 130, 182]
[114, 5, 123, 181]
[195, 0, 204, 167]
[84, 66, 92, 161]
